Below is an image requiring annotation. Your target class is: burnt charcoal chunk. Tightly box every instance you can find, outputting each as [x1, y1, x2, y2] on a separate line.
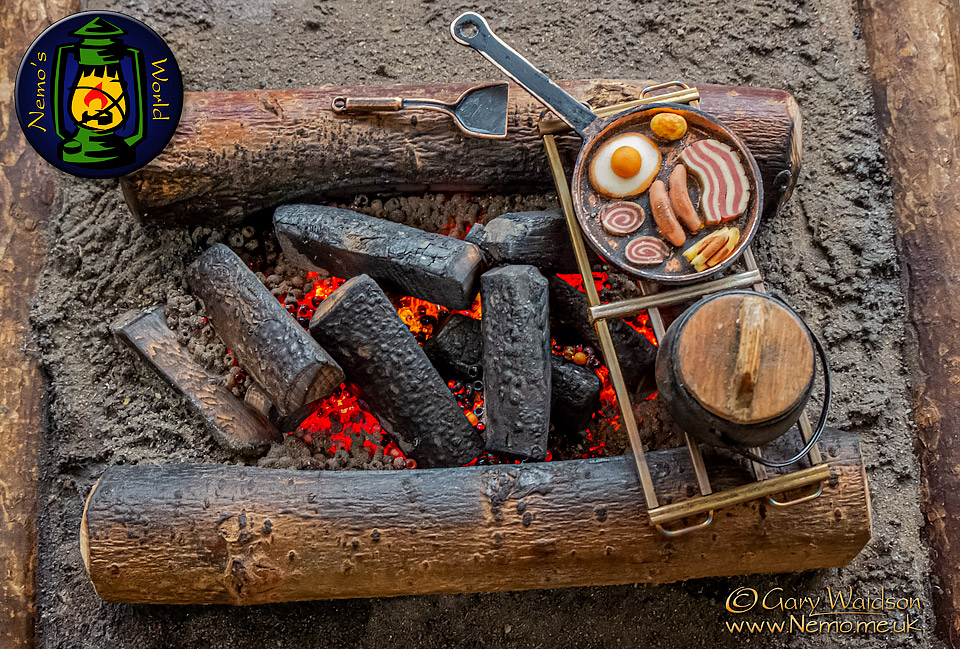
[548, 275, 656, 393]
[309, 274, 482, 468]
[466, 210, 579, 272]
[423, 313, 482, 380]
[187, 244, 343, 416]
[481, 265, 551, 460]
[551, 356, 601, 439]
[275, 204, 482, 309]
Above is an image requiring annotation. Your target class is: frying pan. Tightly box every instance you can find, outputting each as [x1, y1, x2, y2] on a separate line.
[450, 13, 763, 283]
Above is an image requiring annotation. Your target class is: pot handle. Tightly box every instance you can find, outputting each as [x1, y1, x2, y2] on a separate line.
[731, 296, 832, 469]
[450, 12, 597, 136]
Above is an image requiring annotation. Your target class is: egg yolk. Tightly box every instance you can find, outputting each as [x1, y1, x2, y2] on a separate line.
[610, 146, 643, 178]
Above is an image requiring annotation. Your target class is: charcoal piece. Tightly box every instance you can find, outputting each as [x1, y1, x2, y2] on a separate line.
[275, 204, 482, 310]
[423, 313, 482, 379]
[309, 274, 482, 468]
[548, 275, 656, 393]
[187, 244, 344, 417]
[551, 356, 601, 439]
[465, 210, 579, 272]
[481, 265, 551, 460]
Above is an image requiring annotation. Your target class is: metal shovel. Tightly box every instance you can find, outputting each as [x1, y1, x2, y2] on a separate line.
[331, 81, 509, 139]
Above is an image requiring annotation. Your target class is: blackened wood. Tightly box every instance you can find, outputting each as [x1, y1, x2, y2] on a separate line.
[548, 276, 656, 393]
[113, 307, 281, 451]
[187, 244, 344, 416]
[275, 204, 482, 310]
[309, 275, 482, 467]
[79, 427, 868, 605]
[0, 2, 80, 643]
[423, 313, 482, 379]
[120, 81, 801, 226]
[860, 1, 960, 643]
[481, 266, 551, 460]
[551, 356, 601, 439]
[465, 210, 580, 272]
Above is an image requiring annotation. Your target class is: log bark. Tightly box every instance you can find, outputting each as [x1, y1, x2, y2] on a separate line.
[275, 204, 482, 310]
[187, 244, 344, 416]
[80, 427, 868, 605]
[549, 276, 656, 393]
[113, 307, 281, 451]
[465, 210, 581, 273]
[120, 80, 801, 226]
[481, 266, 552, 460]
[859, 1, 960, 645]
[309, 274, 482, 467]
[0, 2, 79, 646]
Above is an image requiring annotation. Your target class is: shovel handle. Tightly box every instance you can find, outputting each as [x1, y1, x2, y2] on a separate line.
[331, 96, 403, 113]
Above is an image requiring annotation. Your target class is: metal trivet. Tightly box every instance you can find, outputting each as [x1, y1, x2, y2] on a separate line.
[539, 83, 828, 536]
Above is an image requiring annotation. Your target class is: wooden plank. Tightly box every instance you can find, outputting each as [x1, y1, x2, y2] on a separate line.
[119, 81, 802, 226]
[112, 307, 282, 452]
[858, 1, 960, 645]
[79, 427, 870, 605]
[0, 2, 78, 647]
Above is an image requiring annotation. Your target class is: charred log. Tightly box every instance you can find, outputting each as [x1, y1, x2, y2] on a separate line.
[275, 204, 482, 310]
[481, 266, 551, 460]
[187, 244, 344, 416]
[465, 210, 580, 272]
[548, 276, 656, 393]
[423, 313, 482, 380]
[309, 274, 482, 467]
[551, 356, 601, 440]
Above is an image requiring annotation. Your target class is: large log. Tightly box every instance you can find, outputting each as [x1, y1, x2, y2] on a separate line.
[80, 427, 869, 605]
[859, 1, 960, 644]
[120, 80, 801, 226]
[481, 266, 551, 460]
[0, 2, 79, 646]
[309, 274, 482, 467]
[187, 244, 344, 417]
[275, 204, 482, 310]
[113, 307, 281, 452]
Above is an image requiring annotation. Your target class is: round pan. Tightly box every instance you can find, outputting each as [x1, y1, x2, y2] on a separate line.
[451, 13, 763, 283]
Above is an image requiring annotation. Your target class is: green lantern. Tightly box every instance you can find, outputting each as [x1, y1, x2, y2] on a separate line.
[52, 17, 147, 168]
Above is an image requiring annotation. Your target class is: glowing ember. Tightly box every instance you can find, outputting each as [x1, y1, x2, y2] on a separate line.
[264, 264, 655, 466]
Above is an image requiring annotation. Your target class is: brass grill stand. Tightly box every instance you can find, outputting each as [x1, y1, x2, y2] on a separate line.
[539, 83, 828, 536]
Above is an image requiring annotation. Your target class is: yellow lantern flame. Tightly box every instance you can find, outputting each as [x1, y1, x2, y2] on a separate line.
[69, 67, 128, 132]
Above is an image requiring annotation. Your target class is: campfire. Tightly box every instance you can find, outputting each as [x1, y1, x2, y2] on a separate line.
[81, 55, 870, 605]
[162, 201, 659, 471]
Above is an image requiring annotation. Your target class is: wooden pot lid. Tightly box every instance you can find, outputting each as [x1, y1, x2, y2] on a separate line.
[675, 293, 814, 426]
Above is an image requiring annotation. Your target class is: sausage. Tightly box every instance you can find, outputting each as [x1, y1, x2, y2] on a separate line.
[669, 165, 701, 234]
[649, 180, 685, 247]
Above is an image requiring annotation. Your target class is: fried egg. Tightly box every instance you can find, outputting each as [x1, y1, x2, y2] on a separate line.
[588, 132, 661, 198]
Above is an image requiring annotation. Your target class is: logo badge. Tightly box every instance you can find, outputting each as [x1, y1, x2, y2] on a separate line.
[15, 11, 183, 178]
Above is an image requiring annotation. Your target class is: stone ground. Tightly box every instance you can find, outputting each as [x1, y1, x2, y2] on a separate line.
[31, 0, 937, 647]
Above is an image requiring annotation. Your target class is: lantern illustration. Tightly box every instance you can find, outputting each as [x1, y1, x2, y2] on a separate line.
[52, 17, 147, 168]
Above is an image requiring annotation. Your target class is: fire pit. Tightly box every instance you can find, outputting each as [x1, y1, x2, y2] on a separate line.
[78, 70, 870, 604]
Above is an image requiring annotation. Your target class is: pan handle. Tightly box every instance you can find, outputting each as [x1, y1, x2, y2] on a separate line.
[450, 12, 597, 136]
